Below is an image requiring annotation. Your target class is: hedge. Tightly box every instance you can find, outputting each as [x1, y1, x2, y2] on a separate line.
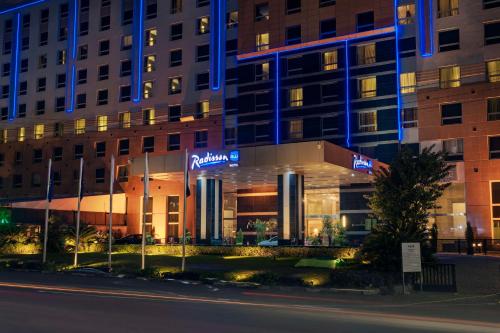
[0, 243, 41, 255]
[113, 244, 358, 259]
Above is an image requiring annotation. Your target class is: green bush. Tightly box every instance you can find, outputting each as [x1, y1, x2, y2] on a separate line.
[0, 243, 41, 255]
[112, 244, 358, 259]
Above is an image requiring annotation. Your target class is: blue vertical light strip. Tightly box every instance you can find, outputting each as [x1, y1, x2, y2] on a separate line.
[418, 0, 434, 57]
[132, 0, 145, 103]
[0, 0, 47, 15]
[344, 40, 351, 148]
[65, 0, 79, 113]
[8, 13, 21, 121]
[394, 0, 403, 142]
[210, 0, 225, 91]
[275, 53, 281, 145]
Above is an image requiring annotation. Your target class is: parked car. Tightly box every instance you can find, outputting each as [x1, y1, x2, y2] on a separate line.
[114, 234, 154, 245]
[258, 236, 278, 247]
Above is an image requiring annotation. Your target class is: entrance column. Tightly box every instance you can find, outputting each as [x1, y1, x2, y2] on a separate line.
[195, 177, 223, 244]
[277, 173, 304, 245]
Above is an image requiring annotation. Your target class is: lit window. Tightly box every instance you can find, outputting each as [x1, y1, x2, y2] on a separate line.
[322, 51, 338, 71]
[256, 62, 270, 80]
[119, 112, 131, 129]
[169, 77, 182, 94]
[397, 4, 415, 25]
[357, 43, 376, 65]
[145, 28, 157, 46]
[486, 59, 500, 83]
[400, 72, 416, 94]
[75, 119, 86, 135]
[256, 33, 270, 51]
[438, 0, 459, 18]
[143, 81, 154, 99]
[289, 87, 303, 107]
[289, 120, 303, 139]
[143, 108, 155, 125]
[1, 129, 7, 143]
[197, 16, 209, 34]
[358, 111, 377, 132]
[359, 77, 377, 98]
[440, 66, 461, 88]
[121, 35, 133, 50]
[17, 127, 25, 142]
[227, 11, 238, 29]
[97, 115, 108, 132]
[144, 55, 156, 72]
[196, 101, 209, 119]
[443, 138, 463, 161]
[34, 124, 44, 139]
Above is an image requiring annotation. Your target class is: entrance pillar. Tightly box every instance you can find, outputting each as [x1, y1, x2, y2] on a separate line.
[195, 177, 223, 244]
[277, 173, 304, 245]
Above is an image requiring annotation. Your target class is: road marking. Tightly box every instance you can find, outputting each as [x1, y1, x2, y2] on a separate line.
[0, 281, 499, 332]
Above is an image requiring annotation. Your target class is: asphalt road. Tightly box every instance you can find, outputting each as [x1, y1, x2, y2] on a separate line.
[0, 271, 499, 333]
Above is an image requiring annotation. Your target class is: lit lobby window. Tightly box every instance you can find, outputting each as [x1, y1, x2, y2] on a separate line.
[17, 127, 25, 142]
[359, 77, 377, 98]
[357, 43, 376, 65]
[256, 33, 270, 51]
[289, 87, 303, 107]
[438, 0, 459, 18]
[97, 115, 108, 132]
[398, 4, 415, 25]
[440, 66, 461, 88]
[322, 51, 338, 71]
[400, 72, 416, 94]
[34, 124, 44, 139]
[145, 28, 157, 46]
[143, 108, 155, 125]
[487, 59, 500, 83]
[75, 119, 86, 135]
[197, 16, 209, 34]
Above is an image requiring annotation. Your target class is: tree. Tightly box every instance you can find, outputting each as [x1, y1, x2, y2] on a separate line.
[236, 229, 244, 245]
[362, 147, 452, 271]
[430, 223, 439, 254]
[321, 216, 334, 246]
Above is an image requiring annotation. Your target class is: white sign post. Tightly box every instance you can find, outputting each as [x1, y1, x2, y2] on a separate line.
[401, 242, 422, 294]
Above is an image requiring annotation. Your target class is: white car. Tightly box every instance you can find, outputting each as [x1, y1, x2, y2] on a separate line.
[258, 236, 278, 247]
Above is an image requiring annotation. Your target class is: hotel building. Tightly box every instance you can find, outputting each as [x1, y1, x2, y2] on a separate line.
[0, 0, 498, 244]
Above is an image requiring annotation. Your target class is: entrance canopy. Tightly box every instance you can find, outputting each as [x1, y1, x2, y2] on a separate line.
[130, 141, 385, 190]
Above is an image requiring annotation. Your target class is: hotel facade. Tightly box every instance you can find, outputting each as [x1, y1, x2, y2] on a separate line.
[0, 0, 498, 244]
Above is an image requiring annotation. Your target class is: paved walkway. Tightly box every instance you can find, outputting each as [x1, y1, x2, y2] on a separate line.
[437, 254, 500, 294]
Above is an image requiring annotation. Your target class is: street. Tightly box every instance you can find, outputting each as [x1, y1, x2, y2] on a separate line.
[0, 271, 498, 333]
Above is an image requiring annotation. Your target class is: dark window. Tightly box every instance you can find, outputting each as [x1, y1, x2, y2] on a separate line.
[78, 45, 88, 60]
[74, 144, 84, 159]
[320, 19, 336, 39]
[485, 22, 500, 45]
[15, 151, 23, 164]
[286, 0, 301, 15]
[33, 149, 43, 163]
[143, 136, 155, 153]
[286, 25, 301, 45]
[77, 94, 86, 109]
[170, 49, 182, 66]
[98, 65, 109, 81]
[18, 104, 26, 118]
[196, 73, 209, 90]
[439, 29, 460, 52]
[197, 0, 210, 7]
[36, 100, 46, 115]
[96, 141, 106, 157]
[117, 165, 129, 182]
[55, 97, 65, 112]
[195, 130, 208, 148]
[484, 0, 500, 9]
[226, 39, 237, 56]
[53, 147, 63, 161]
[171, 0, 182, 14]
[97, 89, 108, 105]
[169, 105, 181, 122]
[77, 69, 87, 84]
[441, 103, 462, 125]
[319, 0, 336, 7]
[99, 40, 110, 56]
[21, 59, 29, 73]
[255, 3, 269, 21]
[146, 0, 157, 19]
[168, 133, 180, 151]
[287, 56, 302, 75]
[122, 0, 134, 25]
[37, 77, 46, 92]
[170, 23, 183, 40]
[121, 60, 132, 76]
[95, 168, 105, 183]
[118, 139, 130, 155]
[120, 86, 131, 102]
[196, 44, 209, 62]
[490, 136, 500, 159]
[13, 174, 23, 188]
[56, 74, 66, 88]
[488, 98, 500, 121]
[19, 81, 27, 95]
[356, 11, 374, 32]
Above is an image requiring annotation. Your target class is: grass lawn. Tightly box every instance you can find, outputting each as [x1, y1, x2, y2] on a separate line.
[0, 253, 333, 286]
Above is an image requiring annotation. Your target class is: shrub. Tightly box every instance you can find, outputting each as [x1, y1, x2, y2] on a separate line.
[330, 268, 398, 289]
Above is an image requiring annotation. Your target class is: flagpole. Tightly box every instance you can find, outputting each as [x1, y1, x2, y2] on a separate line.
[108, 155, 115, 272]
[181, 149, 188, 272]
[141, 152, 149, 271]
[73, 157, 84, 267]
[42, 158, 52, 264]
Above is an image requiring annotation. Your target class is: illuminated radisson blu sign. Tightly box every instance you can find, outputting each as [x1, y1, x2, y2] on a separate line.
[190, 151, 240, 170]
[352, 154, 373, 173]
